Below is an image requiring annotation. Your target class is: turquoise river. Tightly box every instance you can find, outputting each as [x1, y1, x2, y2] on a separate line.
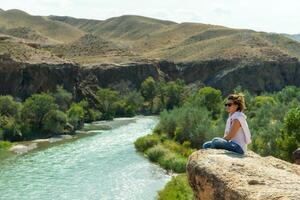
[0, 115, 172, 200]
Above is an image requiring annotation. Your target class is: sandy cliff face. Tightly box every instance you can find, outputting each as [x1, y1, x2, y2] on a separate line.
[186, 149, 300, 200]
[1, 55, 300, 100]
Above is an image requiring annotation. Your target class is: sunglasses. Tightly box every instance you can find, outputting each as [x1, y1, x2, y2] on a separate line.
[225, 103, 234, 107]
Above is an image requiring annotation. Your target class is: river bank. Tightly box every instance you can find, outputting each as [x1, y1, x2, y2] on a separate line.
[4, 116, 144, 156]
[134, 131, 195, 199]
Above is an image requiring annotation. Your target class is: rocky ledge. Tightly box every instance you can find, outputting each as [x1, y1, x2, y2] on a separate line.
[186, 149, 300, 200]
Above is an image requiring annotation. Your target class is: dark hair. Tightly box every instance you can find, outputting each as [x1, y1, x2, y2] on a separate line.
[227, 93, 246, 112]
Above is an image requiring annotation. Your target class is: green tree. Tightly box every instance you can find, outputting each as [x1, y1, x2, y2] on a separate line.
[277, 106, 300, 161]
[42, 110, 67, 135]
[164, 80, 184, 110]
[67, 102, 85, 129]
[254, 96, 276, 107]
[0, 115, 22, 141]
[275, 85, 300, 103]
[0, 95, 21, 117]
[21, 93, 58, 133]
[96, 88, 119, 119]
[141, 76, 157, 112]
[190, 87, 222, 119]
[124, 90, 144, 114]
[51, 85, 73, 111]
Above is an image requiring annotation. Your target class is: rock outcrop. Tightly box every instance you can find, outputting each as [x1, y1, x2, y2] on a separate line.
[186, 149, 300, 200]
[2, 55, 300, 101]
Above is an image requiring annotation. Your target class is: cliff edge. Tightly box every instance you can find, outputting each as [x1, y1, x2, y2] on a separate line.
[186, 149, 300, 200]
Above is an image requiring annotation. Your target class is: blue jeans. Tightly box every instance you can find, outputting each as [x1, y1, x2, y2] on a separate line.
[202, 137, 244, 155]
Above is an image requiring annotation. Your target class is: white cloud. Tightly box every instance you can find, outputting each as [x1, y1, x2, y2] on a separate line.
[0, 0, 299, 34]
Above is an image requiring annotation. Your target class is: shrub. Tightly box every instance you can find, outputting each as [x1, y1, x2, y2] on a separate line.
[163, 140, 194, 157]
[194, 86, 222, 119]
[51, 85, 73, 111]
[96, 88, 119, 119]
[0, 95, 21, 117]
[42, 110, 67, 135]
[254, 96, 276, 107]
[158, 173, 193, 200]
[134, 133, 160, 152]
[21, 93, 58, 132]
[67, 102, 85, 129]
[159, 152, 187, 173]
[277, 106, 300, 161]
[140, 76, 157, 112]
[0, 141, 13, 149]
[0, 115, 22, 141]
[156, 108, 180, 138]
[145, 144, 168, 162]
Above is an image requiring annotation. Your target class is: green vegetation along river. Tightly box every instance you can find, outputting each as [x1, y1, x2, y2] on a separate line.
[0, 115, 171, 200]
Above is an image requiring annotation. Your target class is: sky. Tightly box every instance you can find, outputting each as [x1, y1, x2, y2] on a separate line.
[1, 0, 299, 34]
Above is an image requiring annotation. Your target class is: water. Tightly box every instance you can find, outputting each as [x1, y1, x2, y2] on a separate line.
[0, 116, 171, 200]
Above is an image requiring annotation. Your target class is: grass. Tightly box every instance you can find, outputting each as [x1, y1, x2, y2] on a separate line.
[134, 133, 160, 152]
[157, 173, 194, 200]
[0, 141, 13, 149]
[134, 132, 196, 199]
[0, 141, 14, 160]
[134, 133, 195, 173]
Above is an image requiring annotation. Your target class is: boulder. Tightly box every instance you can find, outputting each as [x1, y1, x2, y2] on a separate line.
[186, 149, 300, 200]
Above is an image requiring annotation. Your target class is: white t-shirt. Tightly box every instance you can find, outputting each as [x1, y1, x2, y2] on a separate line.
[224, 111, 251, 153]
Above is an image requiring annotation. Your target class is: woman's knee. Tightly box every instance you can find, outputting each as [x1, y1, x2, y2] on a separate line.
[211, 137, 227, 148]
[202, 141, 212, 149]
[212, 137, 224, 142]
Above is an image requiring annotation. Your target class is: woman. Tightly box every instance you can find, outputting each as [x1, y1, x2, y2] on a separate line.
[202, 93, 251, 155]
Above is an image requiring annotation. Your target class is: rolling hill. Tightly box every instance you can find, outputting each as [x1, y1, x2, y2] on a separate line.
[0, 9, 85, 44]
[1, 9, 299, 65]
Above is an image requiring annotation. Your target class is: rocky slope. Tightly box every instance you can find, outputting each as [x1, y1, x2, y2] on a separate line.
[1, 8, 300, 98]
[186, 149, 300, 200]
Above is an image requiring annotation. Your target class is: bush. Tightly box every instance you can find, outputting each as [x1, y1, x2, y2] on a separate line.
[51, 85, 73, 111]
[159, 152, 187, 173]
[156, 108, 180, 138]
[164, 80, 185, 110]
[194, 86, 222, 119]
[134, 133, 160, 152]
[0, 95, 21, 117]
[0, 115, 22, 141]
[96, 88, 119, 119]
[145, 144, 168, 162]
[67, 102, 85, 129]
[0, 141, 13, 150]
[277, 106, 300, 161]
[162, 140, 195, 157]
[174, 104, 213, 148]
[42, 110, 67, 135]
[254, 96, 276, 107]
[158, 173, 193, 200]
[140, 76, 157, 112]
[21, 93, 58, 132]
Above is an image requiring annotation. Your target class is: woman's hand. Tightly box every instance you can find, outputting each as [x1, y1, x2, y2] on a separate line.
[223, 136, 229, 141]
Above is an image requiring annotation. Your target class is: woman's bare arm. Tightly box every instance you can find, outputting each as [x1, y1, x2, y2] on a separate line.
[223, 119, 241, 140]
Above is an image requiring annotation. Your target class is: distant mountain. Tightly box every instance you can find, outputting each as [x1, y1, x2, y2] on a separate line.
[283, 34, 300, 42]
[1, 8, 300, 98]
[48, 14, 300, 65]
